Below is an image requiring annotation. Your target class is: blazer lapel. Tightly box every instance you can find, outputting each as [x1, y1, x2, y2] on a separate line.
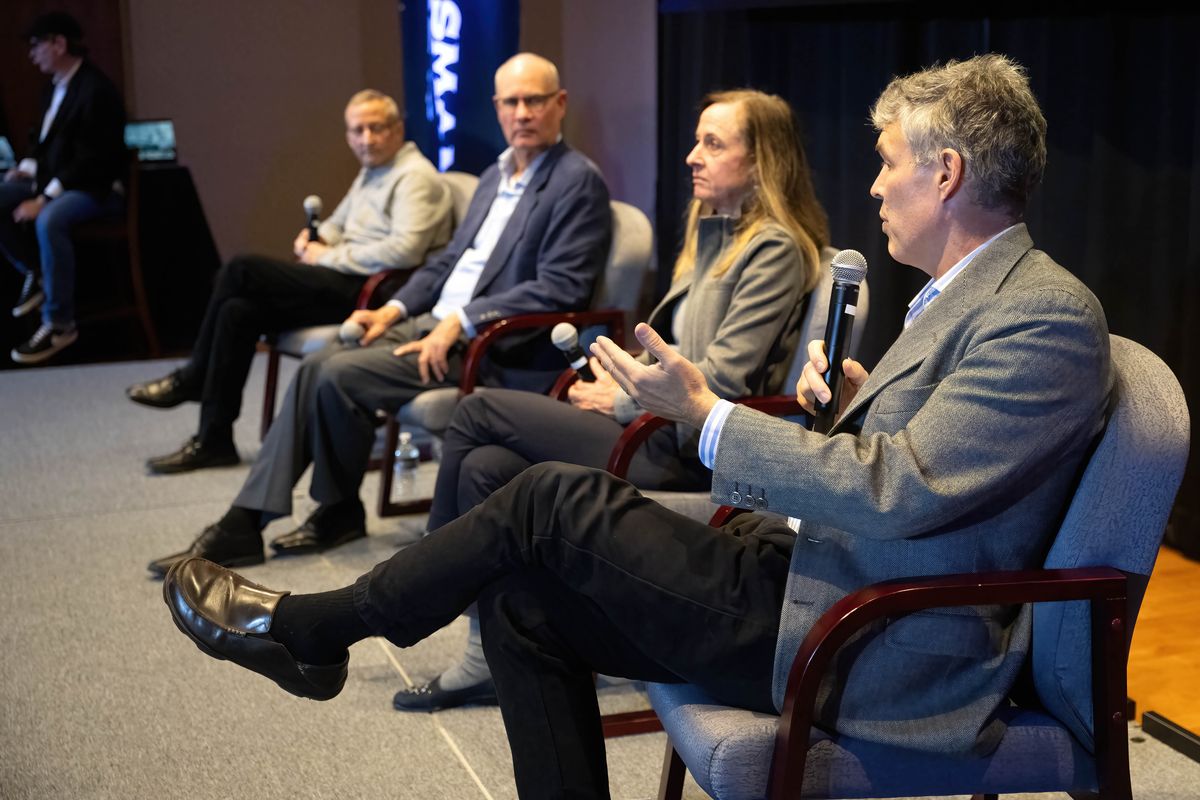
[472, 142, 565, 298]
[832, 224, 1035, 432]
[41, 66, 86, 145]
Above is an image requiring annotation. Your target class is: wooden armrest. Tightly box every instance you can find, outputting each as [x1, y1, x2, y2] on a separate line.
[549, 368, 578, 400]
[357, 267, 419, 309]
[767, 566, 1129, 798]
[459, 309, 626, 394]
[605, 395, 806, 479]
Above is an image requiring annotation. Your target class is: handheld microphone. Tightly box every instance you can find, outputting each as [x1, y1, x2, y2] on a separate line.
[303, 195, 323, 243]
[551, 322, 596, 382]
[812, 249, 868, 435]
[339, 319, 365, 346]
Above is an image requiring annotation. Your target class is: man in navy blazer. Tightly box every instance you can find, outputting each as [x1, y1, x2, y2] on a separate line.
[148, 52, 611, 576]
[0, 12, 126, 364]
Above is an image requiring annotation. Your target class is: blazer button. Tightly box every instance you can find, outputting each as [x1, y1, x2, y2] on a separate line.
[755, 496, 767, 510]
[730, 490, 742, 505]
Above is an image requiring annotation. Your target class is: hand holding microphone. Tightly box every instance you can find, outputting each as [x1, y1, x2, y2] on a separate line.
[339, 319, 366, 346]
[800, 249, 869, 434]
[303, 195, 323, 243]
[551, 322, 597, 381]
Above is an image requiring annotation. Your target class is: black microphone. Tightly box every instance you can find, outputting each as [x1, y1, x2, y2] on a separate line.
[812, 249, 868, 435]
[551, 322, 596, 382]
[303, 195, 323, 243]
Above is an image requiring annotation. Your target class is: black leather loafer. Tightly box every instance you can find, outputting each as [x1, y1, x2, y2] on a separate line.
[146, 436, 239, 475]
[269, 506, 367, 556]
[127, 370, 199, 408]
[392, 676, 498, 711]
[163, 557, 347, 700]
[148, 521, 265, 578]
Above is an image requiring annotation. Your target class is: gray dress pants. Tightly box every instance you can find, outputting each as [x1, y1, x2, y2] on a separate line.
[234, 313, 463, 515]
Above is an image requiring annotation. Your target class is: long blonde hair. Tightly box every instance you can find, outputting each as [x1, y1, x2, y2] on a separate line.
[673, 90, 828, 293]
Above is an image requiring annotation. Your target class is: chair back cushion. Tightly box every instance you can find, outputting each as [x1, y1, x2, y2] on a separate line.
[441, 171, 479, 227]
[588, 200, 653, 345]
[1033, 334, 1190, 750]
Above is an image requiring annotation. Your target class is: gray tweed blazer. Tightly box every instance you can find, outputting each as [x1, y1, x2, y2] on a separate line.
[711, 224, 1113, 755]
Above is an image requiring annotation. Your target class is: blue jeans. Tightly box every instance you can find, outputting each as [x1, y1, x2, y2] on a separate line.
[0, 180, 123, 326]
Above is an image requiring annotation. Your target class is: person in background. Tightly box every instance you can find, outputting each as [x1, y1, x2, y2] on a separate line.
[147, 53, 611, 576]
[126, 90, 453, 474]
[0, 11, 125, 364]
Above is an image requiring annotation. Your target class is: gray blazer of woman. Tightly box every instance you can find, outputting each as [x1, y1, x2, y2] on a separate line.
[612, 215, 810, 444]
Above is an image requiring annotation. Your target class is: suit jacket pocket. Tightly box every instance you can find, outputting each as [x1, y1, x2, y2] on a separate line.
[871, 381, 940, 416]
[884, 609, 1000, 660]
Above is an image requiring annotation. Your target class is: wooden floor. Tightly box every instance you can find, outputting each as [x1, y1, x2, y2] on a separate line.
[1128, 545, 1200, 733]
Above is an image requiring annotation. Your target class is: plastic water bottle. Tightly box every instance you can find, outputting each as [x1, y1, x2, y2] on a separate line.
[393, 431, 420, 501]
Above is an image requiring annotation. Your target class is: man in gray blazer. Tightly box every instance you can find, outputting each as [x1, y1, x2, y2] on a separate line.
[148, 52, 611, 576]
[162, 55, 1111, 798]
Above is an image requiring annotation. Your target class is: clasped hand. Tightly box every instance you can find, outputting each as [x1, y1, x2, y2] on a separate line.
[590, 323, 717, 429]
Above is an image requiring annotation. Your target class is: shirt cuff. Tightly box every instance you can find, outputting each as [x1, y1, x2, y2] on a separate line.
[17, 159, 37, 178]
[456, 308, 476, 338]
[386, 299, 408, 319]
[698, 399, 736, 470]
[43, 178, 63, 199]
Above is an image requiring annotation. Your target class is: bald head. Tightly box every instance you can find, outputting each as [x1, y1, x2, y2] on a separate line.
[492, 52, 567, 169]
[494, 52, 560, 94]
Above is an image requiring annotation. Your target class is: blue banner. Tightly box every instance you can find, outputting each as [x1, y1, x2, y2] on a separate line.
[401, 0, 519, 175]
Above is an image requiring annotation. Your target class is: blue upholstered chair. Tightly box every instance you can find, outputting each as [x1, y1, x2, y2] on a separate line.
[647, 334, 1189, 800]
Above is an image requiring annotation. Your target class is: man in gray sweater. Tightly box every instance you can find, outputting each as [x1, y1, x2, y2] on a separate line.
[126, 90, 453, 474]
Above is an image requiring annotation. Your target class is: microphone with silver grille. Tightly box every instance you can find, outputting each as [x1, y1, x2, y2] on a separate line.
[303, 195, 323, 243]
[551, 322, 596, 382]
[339, 320, 365, 346]
[812, 249, 868, 434]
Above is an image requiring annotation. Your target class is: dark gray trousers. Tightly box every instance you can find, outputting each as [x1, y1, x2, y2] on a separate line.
[235, 313, 463, 515]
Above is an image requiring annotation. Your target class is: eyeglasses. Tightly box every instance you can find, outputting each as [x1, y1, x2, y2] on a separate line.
[347, 122, 395, 137]
[493, 92, 559, 113]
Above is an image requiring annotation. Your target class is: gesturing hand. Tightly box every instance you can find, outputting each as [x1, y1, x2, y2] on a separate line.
[393, 314, 462, 383]
[590, 322, 717, 429]
[795, 338, 869, 416]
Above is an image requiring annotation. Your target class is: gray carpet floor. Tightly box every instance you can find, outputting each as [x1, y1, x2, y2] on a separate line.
[0, 355, 1196, 799]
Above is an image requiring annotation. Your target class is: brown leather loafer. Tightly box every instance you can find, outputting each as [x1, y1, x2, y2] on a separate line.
[162, 557, 347, 700]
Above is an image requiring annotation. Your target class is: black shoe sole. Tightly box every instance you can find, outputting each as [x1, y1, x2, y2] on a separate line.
[146, 453, 240, 475]
[148, 550, 265, 579]
[127, 393, 195, 409]
[270, 528, 367, 557]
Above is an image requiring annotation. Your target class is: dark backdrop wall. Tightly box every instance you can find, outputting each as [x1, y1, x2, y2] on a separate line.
[657, 3, 1200, 546]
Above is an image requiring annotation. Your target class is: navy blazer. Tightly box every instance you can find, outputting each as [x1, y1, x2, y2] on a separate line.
[27, 60, 126, 197]
[392, 141, 611, 375]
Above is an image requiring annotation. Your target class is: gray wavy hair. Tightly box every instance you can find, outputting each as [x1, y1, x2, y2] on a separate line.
[870, 54, 1047, 215]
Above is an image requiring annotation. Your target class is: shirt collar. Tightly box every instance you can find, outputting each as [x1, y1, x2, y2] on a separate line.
[496, 136, 561, 189]
[907, 224, 1018, 313]
[54, 58, 83, 88]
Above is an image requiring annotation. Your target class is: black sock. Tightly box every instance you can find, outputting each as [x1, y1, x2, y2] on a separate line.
[219, 505, 265, 537]
[270, 586, 373, 666]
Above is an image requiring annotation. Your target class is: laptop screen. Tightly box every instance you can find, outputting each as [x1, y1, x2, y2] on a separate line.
[0, 136, 15, 171]
[124, 120, 176, 162]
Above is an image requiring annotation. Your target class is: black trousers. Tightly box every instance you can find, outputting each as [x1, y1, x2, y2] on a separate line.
[427, 388, 711, 530]
[353, 462, 794, 799]
[185, 254, 365, 446]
